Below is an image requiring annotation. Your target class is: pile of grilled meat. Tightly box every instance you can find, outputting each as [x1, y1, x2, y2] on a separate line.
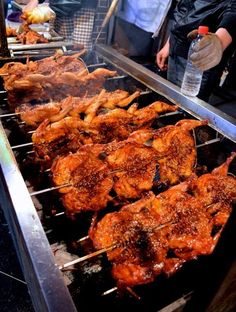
[1, 52, 236, 290]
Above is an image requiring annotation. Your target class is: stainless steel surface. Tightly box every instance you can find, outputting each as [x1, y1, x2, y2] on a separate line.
[95, 44, 236, 143]
[0, 122, 77, 312]
[8, 40, 73, 51]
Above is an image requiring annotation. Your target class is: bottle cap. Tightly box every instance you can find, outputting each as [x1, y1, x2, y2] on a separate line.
[198, 26, 209, 35]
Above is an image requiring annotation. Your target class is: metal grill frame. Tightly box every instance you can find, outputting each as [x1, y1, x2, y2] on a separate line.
[0, 44, 236, 311]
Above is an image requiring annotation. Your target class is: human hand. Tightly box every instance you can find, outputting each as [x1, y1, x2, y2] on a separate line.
[23, 0, 39, 12]
[156, 41, 170, 71]
[189, 33, 223, 71]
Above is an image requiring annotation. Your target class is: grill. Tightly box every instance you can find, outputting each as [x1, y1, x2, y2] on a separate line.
[1, 44, 236, 312]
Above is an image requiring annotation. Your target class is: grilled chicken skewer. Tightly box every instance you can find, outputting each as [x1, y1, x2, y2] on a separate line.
[90, 153, 236, 287]
[14, 90, 141, 127]
[50, 119, 207, 215]
[32, 101, 178, 165]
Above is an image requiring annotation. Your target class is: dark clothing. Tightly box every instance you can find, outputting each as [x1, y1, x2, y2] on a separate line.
[168, 0, 236, 101]
[170, 0, 236, 59]
[39, 0, 97, 15]
[113, 17, 154, 58]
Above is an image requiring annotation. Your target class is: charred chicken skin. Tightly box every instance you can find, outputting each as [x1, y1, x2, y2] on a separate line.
[90, 153, 236, 287]
[50, 119, 207, 214]
[51, 149, 113, 214]
[32, 101, 178, 164]
[17, 23, 48, 45]
[51, 140, 158, 213]
[152, 119, 208, 185]
[17, 90, 141, 127]
[0, 51, 117, 108]
[6, 67, 117, 108]
[32, 117, 95, 163]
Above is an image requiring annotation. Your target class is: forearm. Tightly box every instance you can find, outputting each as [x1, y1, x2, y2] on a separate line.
[163, 37, 170, 50]
[215, 28, 232, 50]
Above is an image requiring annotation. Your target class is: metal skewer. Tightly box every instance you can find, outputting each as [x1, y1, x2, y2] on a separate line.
[32, 169, 124, 197]
[11, 142, 33, 149]
[101, 287, 118, 296]
[58, 244, 116, 270]
[159, 111, 182, 118]
[30, 183, 72, 196]
[0, 112, 21, 118]
[0, 270, 27, 285]
[196, 138, 221, 148]
[107, 75, 127, 80]
[77, 235, 90, 243]
[59, 222, 173, 270]
[87, 63, 107, 69]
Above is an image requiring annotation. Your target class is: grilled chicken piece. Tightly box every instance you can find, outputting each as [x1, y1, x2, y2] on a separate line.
[90, 108, 134, 143]
[0, 51, 118, 108]
[102, 90, 141, 109]
[51, 140, 158, 213]
[7, 68, 117, 108]
[32, 101, 178, 163]
[0, 50, 86, 77]
[90, 101, 178, 143]
[17, 90, 141, 127]
[106, 142, 158, 198]
[90, 153, 236, 287]
[152, 119, 208, 185]
[17, 23, 48, 45]
[51, 148, 113, 214]
[132, 101, 177, 127]
[50, 119, 208, 214]
[17, 102, 62, 127]
[6, 26, 17, 37]
[32, 117, 95, 163]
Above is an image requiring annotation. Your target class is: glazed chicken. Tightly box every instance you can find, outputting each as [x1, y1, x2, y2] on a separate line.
[6, 26, 17, 37]
[17, 23, 48, 45]
[32, 117, 94, 164]
[17, 90, 141, 127]
[50, 119, 206, 214]
[151, 119, 208, 185]
[51, 140, 158, 213]
[32, 101, 178, 164]
[90, 153, 236, 287]
[0, 50, 87, 79]
[0, 51, 119, 108]
[51, 148, 113, 214]
[83, 101, 179, 143]
[6, 67, 117, 109]
[106, 142, 158, 199]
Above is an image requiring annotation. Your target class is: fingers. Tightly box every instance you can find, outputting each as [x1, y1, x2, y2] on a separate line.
[190, 33, 223, 71]
[156, 52, 167, 71]
[190, 46, 222, 71]
[187, 29, 198, 40]
[190, 44, 214, 63]
[192, 34, 213, 52]
[191, 55, 221, 71]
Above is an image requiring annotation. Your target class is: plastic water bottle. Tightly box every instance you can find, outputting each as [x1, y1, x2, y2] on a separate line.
[180, 26, 209, 96]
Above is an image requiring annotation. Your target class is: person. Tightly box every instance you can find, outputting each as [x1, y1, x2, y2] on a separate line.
[24, 0, 98, 49]
[156, 0, 236, 101]
[113, 0, 172, 58]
